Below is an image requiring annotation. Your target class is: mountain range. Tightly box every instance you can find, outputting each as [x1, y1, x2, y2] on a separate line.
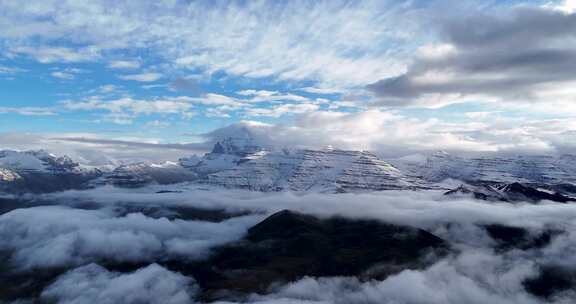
[2, 129, 576, 200]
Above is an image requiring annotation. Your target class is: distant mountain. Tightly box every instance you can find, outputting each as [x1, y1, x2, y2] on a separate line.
[0, 150, 102, 193]
[3, 142, 576, 196]
[106, 162, 197, 188]
[394, 151, 576, 185]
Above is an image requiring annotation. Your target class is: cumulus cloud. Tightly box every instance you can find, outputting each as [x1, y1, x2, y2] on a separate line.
[200, 111, 576, 156]
[367, 7, 576, 110]
[42, 263, 196, 304]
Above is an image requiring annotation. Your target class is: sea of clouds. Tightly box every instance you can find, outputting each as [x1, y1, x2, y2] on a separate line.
[1, 185, 575, 303]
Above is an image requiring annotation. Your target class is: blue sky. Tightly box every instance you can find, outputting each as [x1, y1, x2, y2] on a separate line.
[1, 0, 575, 160]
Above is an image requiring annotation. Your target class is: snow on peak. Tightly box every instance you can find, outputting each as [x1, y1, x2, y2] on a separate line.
[205, 122, 273, 156]
[0, 149, 87, 174]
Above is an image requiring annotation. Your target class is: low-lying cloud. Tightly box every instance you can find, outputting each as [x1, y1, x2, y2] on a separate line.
[0, 205, 261, 270]
[42, 263, 196, 304]
[2, 185, 576, 303]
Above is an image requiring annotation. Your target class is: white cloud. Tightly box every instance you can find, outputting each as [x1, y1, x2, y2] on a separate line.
[464, 112, 493, 120]
[2, 183, 575, 303]
[50, 71, 74, 80]
[203, 110, 576, 156]
[61, 96, 195, 123]
[550, 0, 576, 13]
[299, 87, 344, 95]
[236, 90, 310, 103]
[11, 46, 99, 63]
[0, 106, 56, 116]
[108, 60, 141, 69]
[145, 120, 171, 128]
[244, 103, 320, 118]
[237, 90, 278, 97]
[118, 73, 162, 82]
[0, 1, 422, 87]
[0, 65, 25, 74]
[0, 205, 261, 269]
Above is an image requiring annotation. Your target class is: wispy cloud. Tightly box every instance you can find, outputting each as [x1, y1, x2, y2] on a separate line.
[118, 73, 162, 82]
[10, 46, 99, 63]
[107, 60, 141, 69]
[0, 106, 56, 116]
[0, 0, 423, 87]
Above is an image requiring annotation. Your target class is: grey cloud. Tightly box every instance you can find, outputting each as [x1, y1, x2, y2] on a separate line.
[170, 77, 203, 95]
[368, 8, 576, 107]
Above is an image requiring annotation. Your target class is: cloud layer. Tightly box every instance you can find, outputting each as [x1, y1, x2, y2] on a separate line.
[22, 185, 576, 303]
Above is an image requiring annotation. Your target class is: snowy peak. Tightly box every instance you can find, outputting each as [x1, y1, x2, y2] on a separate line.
[0, 150, 83, 174]
[0, 150, 103, 193]
[211, 136, 263, 156]
[206, 122, 272, 156]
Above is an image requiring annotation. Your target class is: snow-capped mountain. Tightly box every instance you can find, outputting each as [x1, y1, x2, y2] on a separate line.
[106, 162, 197, 188]
[0, 150, 102, 193]
[394, 151, 576, 185]
[3, 138, 576, 195]
[183, 129, 423, 192]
